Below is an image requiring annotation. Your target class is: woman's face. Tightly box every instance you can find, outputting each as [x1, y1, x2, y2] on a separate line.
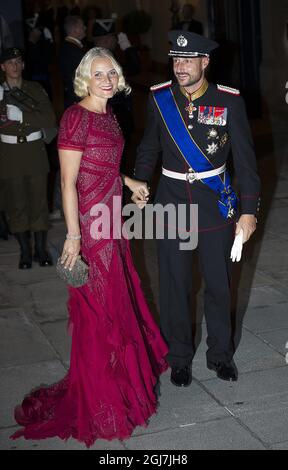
[88, 57, 119, 100]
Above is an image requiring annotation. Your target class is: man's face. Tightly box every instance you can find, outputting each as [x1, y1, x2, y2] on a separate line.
[173, 56, 209, 87]
[74, 20, 86, 40]
[1, 56, 24, 80]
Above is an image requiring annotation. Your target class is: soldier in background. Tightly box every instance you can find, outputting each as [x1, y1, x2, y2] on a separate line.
[0, 14, 14, 238]
[0, 47, 56, 269]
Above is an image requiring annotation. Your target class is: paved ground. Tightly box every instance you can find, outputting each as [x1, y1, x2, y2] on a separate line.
[1, 134, 288, 450]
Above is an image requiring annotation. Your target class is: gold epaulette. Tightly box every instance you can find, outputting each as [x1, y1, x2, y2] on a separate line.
[150, 80, 172, 92]
[217, 84, 240, 96]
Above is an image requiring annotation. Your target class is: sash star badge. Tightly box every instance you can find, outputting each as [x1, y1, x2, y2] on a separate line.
[207, 128, 219, 140]
[206, 142, 219, 155]
[177, 35, 188, 47]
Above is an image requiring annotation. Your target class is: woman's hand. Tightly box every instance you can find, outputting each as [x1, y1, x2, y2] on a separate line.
[123, 176, 150, 209]
[61, 239, 81, 270]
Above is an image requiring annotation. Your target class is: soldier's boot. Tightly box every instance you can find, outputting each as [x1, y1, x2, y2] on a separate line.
[14, 232, 32, 269]
[34, 231, 53, 267]
[0, 211, 9, 241]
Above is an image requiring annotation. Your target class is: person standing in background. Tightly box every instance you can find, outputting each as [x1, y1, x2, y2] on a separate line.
[59, 15, 86, 109]
[56, 0, 69, 41]
[92, 18, 140, 172]
[175, 3, 204, 35]
[0, 14, 14, 240]
[54, 15, 86, 221]
[25, 14, 54, 99]
[0, 47, 56, 269]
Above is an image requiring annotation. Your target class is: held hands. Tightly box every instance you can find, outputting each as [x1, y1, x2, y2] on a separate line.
[230, 214, 257, 263]
[6, 104, 23, 123]
[60, 239, 81, 270]
[128, 179, 150, 210]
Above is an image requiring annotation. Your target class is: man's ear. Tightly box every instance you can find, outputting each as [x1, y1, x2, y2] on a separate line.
[202, 57, 210, 71]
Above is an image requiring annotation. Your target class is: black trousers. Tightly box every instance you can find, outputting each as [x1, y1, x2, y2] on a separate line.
[3, 175, 49, 234]
[157, 222, 234, 368]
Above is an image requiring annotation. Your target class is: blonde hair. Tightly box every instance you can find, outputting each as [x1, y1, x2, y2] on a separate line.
[74, 47, 131, 98]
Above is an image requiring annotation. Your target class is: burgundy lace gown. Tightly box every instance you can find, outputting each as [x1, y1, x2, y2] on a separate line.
[11, 104, 168, 447]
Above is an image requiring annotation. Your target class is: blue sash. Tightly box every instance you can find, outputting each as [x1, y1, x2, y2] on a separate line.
[153, 87, 237, 219]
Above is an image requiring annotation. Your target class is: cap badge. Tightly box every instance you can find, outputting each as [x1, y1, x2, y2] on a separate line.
[177, 35, 188, 47]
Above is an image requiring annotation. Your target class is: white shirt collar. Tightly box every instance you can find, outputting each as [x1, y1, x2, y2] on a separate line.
[65, 36, 83, 48]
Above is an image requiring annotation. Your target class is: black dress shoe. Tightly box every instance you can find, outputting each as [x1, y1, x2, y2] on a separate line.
[33, 252, 53, 267]
[170, 366, 192, 387]
[19, 256, 32, 269]
[33, 231, 53, 267]
[14, 232, 32, 269]
[207, 361, 238, 381]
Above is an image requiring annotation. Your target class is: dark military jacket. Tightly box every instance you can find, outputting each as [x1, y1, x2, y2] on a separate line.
[59, 38, 85, 109]
[135, 80, 261, 230]
[0, 79, 56, 178]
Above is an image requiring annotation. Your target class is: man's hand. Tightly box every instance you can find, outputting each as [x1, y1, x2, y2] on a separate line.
[6, 104, 23, 123]
[236, 214, 257, 243]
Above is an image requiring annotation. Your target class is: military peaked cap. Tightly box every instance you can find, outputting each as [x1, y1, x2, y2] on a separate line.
[168, 30, 218, 58]
[0, 47, 24, 63]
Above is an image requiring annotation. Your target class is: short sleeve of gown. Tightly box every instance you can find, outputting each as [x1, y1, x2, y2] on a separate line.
[57, 105, 89, 151]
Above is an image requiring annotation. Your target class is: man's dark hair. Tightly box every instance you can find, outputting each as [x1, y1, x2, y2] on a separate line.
[64, 15, 82, 35]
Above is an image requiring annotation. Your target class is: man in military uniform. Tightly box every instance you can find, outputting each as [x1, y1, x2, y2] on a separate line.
[0, 47, 56, 269]
[132, 32, 261, 386]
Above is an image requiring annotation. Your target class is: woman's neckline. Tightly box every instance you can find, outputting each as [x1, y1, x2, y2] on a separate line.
[76, 103, 109, 115]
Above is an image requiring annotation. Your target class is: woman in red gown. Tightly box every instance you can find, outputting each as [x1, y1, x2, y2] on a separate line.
[11, 47, 168, 447]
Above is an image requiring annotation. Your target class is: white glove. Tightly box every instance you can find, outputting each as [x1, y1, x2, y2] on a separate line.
[43, 27, 53, 43]
[0, 85, 3, 101]
[118, 32, 131, 51]
[230, 229, 244, 262]
[6, 104, 23, 123]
